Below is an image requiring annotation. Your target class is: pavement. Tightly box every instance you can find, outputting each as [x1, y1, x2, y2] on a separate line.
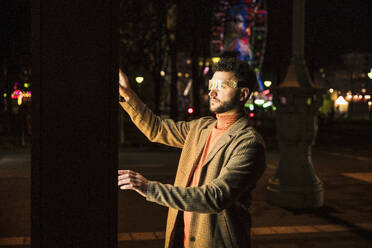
[0, 145, 372, 248]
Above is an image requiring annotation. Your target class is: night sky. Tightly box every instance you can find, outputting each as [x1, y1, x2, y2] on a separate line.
[0, 0, 31, 66]
[0, 0, 371, 70]
[265, 0, 372, 70]
[306, 0, 372, 65]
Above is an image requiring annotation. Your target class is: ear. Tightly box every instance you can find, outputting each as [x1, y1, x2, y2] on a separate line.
[239, 88, 250, 102]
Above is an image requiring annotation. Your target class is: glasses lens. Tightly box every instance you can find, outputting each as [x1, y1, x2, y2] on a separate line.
[209, 79, 240, 90]
[209, 80, 222, 90]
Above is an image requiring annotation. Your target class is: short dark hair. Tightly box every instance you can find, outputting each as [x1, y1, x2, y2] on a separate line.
[213, 56, 256, 91]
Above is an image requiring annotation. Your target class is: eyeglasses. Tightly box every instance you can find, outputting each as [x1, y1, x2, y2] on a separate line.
[208, 79, 250, 90]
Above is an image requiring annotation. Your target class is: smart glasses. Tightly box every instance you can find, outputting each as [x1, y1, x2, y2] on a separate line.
[208, 79, 250, 90]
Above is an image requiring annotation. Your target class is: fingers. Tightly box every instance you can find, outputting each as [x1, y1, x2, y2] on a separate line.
[117, 170, 144, 187]
[118, 170, 145, 180]
[119, 184, 133, 190]
[118, 69, 129, 88]
[117, 170, 137, 185]
[117, 170, 148, 197]
[118, 169, 135, 175]
[118, 176, 142, 187]
[118, 70, 132, 100]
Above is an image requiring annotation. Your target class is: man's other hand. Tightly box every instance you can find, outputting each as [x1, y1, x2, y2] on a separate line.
[118, 170, 148, 197]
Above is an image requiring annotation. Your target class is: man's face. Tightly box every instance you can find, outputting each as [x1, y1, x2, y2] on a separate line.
[208, 71, 242, 114]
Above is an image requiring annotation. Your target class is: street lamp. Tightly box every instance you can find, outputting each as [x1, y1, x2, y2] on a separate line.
[264, 80, 272, 87]
[135, 77, 144, 84]
[368, 69, 372, 80]
[211, 57, 221, 64]
[266, 0, 324, 209]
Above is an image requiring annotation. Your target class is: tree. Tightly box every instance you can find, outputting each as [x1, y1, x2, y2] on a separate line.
[119, 0, 174, 114]
[177, 0, 214, 117]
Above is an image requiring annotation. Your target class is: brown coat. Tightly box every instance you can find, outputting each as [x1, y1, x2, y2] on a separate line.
[120, 93, 266, 248]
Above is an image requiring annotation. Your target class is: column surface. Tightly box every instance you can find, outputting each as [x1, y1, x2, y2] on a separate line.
[32, 1, 118, 247]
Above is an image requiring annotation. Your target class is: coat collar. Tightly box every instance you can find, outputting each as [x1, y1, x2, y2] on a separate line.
[202, 115, 249, 166]
[182, 115, 250, 186]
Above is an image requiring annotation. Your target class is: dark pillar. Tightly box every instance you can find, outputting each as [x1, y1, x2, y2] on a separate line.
[32, 1, 118, 247]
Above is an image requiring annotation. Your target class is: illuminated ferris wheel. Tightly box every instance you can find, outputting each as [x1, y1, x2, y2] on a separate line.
[211, 0, 268, 90]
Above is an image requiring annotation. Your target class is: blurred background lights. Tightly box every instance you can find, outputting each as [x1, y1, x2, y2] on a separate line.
[11, 90, 21, 99]
[203, 67, 209, 75]
[244, 103, 254, 111]
[329, 88, 334, 93]
[24, 83, 30, 88]
[254, 99, 265, 105]
[336, 96, 348, 105]
[211, 57, 221, 64]
[263, 101, 272, 108]
[18, 95, 23, 106]
[187, 107, 194, 114]
[368, 68, 372, 79]
[264, 81, 272, 87]
[135, 77, 144, 84]
[262, 89, 270, 95]
[335, 96, 349, 116]
[160, 70, 165, 77]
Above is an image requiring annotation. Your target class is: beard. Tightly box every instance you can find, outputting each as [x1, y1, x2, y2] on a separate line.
[209, 92, 241, 114]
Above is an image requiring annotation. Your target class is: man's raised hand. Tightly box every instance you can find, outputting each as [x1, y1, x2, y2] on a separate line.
[119, 69, 132, 101]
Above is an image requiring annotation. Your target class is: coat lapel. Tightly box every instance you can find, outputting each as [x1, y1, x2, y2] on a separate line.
[202, 116, 249, 167]
[182, 122, 215, 185]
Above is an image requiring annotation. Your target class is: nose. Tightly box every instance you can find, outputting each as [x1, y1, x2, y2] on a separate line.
[209, 89, 217, 97]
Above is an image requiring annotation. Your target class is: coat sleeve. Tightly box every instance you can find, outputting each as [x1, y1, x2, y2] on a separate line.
[145, 139, 266, 213]
[120, 92, 191, 148]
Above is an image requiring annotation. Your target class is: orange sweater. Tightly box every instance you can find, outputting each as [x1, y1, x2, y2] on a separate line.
[183, 113, 243, 248]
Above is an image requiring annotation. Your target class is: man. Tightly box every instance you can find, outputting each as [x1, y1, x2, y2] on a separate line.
[118, 57, 266, 248]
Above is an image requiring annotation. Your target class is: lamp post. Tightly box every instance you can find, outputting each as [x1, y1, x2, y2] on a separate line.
[266, 0, 325, 209]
